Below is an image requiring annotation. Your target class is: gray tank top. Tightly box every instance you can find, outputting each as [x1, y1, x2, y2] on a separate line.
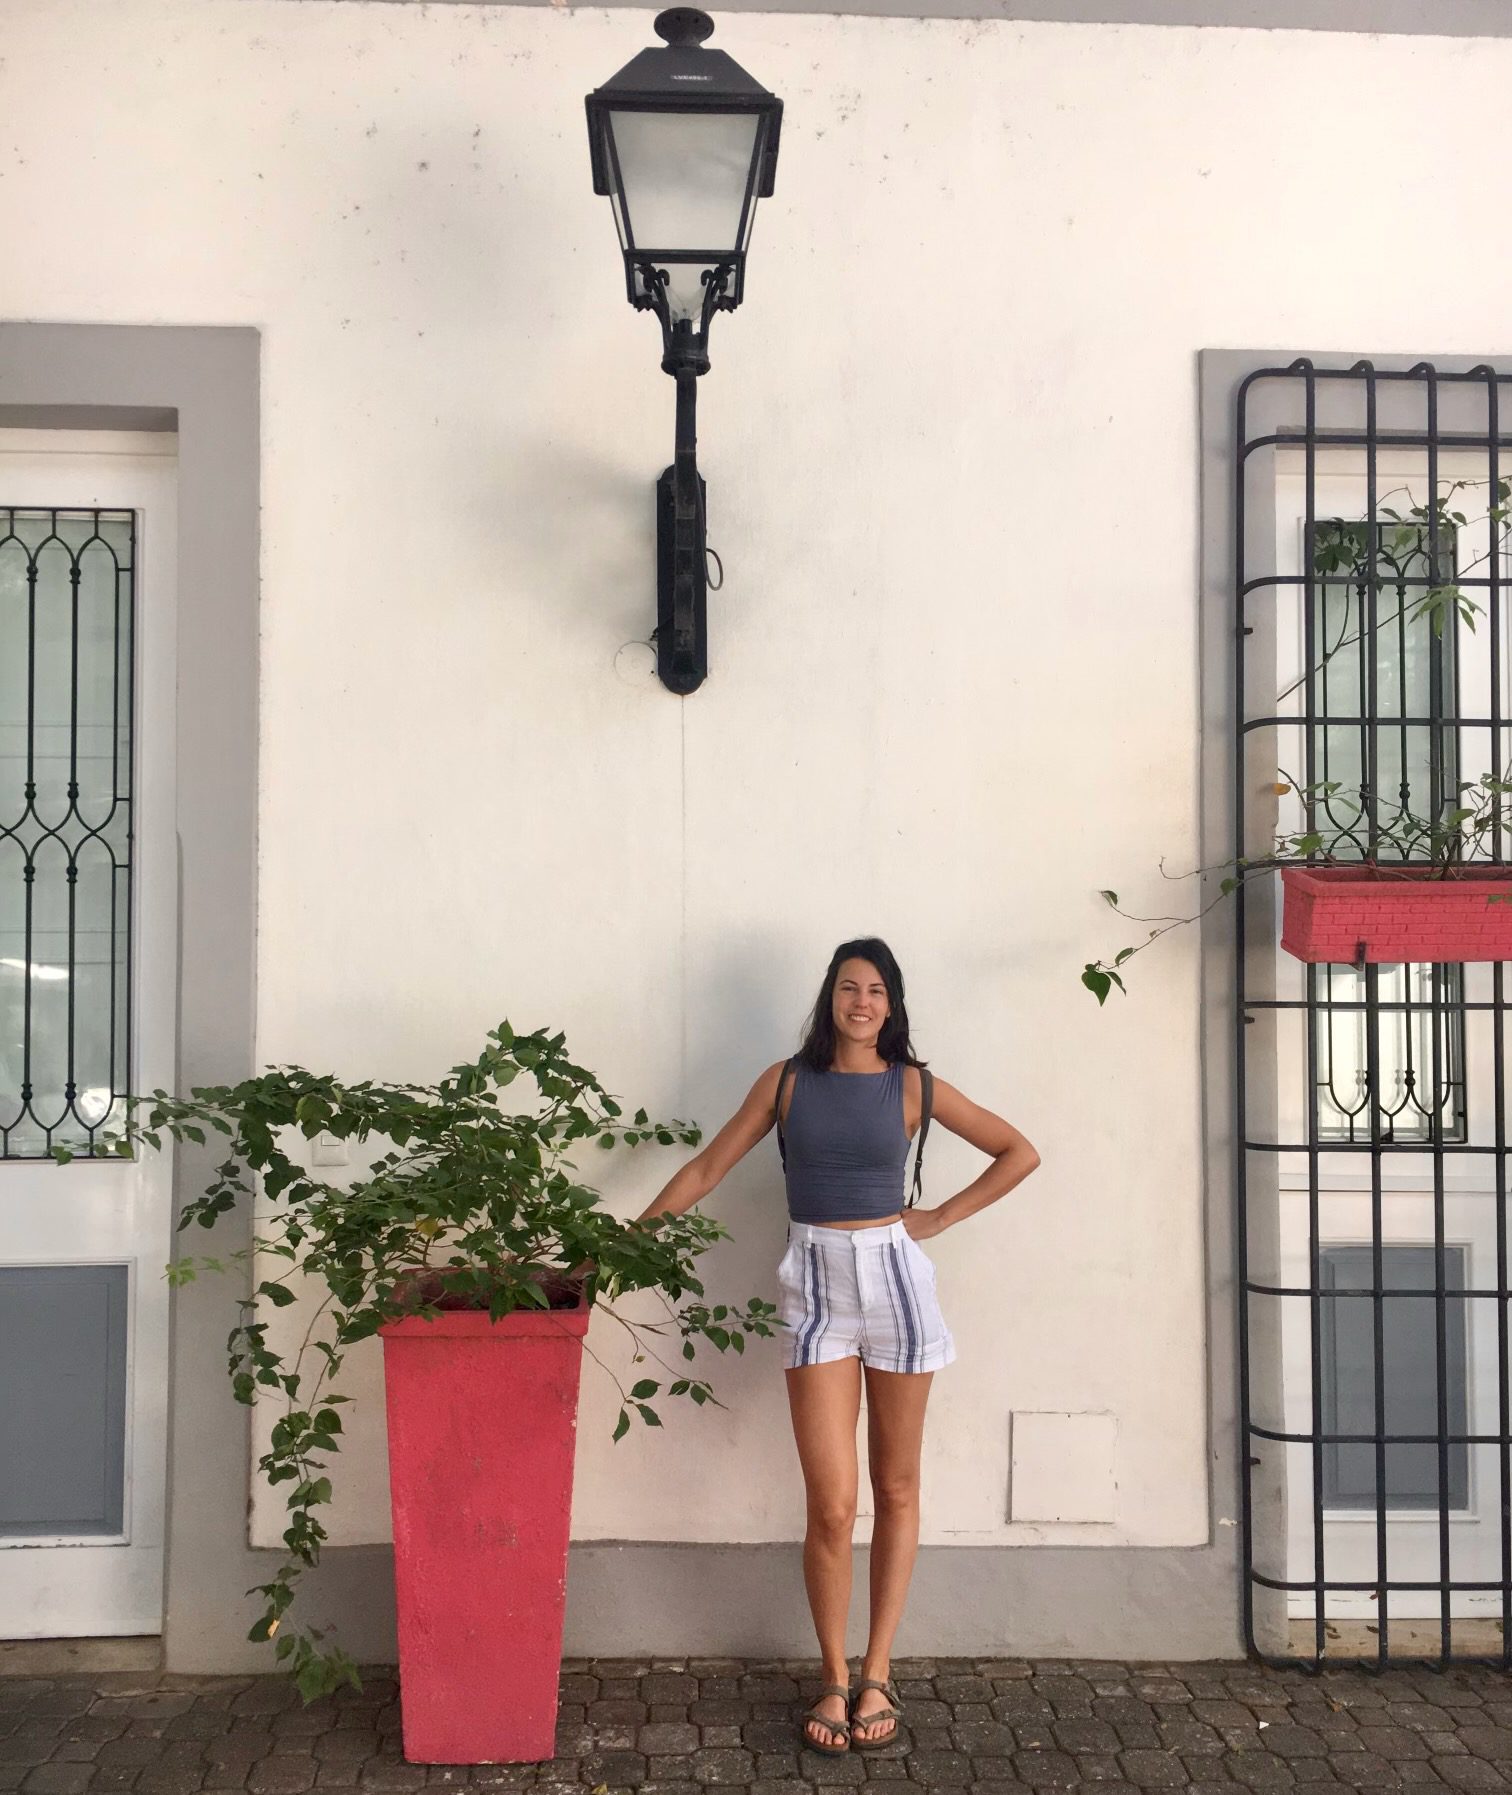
[782, 1060, 911, 1224]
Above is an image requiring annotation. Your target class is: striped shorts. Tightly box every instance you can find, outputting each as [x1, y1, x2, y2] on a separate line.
[776, 1217, 956, 1375]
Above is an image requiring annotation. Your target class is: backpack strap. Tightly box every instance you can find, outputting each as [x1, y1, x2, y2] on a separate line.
[907, 1067, 935, 1209]
[773, 1057, 797, 1168]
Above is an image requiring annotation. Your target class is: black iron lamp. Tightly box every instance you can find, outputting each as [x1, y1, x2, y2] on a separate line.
[586, 8, 783, 694]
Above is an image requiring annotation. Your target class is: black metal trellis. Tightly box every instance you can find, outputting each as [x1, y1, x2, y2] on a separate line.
[1235, 360, 1512, 1671]
[0, 507, 136, 1160]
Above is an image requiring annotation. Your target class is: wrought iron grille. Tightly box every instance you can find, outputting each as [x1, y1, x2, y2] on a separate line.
[1236, 360, 1512, 1669]
[0, 508, 136, 1159]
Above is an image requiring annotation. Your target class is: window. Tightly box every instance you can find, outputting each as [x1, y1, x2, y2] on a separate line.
[0, 508, 135, 1158]
[1320, 1243, 1469, 1512]
[1307, 517, 1465, 1145]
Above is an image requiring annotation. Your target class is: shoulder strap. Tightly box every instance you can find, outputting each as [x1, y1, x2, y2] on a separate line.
[907, 1067, 934, 1209]
[774, 1057, 797, 1168]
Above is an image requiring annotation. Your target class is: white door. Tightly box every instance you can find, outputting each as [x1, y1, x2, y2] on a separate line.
[1271, 448, 1511, 1623]
[0, 429, 178, 1637]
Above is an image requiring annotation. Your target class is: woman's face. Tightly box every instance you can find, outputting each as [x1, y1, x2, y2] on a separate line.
[831, 957, 891, 1051]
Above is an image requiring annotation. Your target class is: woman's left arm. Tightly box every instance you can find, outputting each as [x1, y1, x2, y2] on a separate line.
[909, 1077, 1040, 1240]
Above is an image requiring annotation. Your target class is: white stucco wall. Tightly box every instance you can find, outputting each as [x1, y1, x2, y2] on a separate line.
[4, 0, 1511, 1556]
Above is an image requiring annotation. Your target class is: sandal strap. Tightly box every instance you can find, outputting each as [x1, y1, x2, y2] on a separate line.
[805, 1686, 852, 1739]
[851, 1679, 902, 1725]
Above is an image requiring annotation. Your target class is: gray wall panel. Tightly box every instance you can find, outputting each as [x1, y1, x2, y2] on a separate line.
[0, 1264, 128, 1536]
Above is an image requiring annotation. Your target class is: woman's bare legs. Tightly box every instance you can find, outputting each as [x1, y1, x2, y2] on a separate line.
[852, 1365, 935, 1744]
[784, 1358, 862, 1747]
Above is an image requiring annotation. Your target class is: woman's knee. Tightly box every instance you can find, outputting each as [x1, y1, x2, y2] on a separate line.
[869, 1469, 920, 1514]
[806, 1494, 858, 1538]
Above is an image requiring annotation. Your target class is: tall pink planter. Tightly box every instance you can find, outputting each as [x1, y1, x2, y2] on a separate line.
[379, 1297, 591, 1765]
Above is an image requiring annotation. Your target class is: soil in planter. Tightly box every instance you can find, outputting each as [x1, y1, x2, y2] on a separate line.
[389, 1265, 585, 1314]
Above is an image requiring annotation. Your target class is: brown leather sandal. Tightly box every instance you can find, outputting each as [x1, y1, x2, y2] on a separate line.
[799, 1681, 852, 1755]
[848, 1676, 904, 1751]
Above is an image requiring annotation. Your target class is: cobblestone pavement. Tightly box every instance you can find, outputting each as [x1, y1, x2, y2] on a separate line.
[6, 1656, 1512, 1795]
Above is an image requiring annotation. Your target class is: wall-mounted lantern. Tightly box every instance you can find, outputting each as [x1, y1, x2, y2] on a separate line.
[586, 8, 783, 694]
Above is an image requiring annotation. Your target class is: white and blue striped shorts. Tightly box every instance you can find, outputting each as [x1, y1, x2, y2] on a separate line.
[776, 1217, 956, 1375]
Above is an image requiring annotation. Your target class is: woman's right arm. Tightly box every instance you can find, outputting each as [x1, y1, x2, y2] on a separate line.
[634, 1060, 788, 1224]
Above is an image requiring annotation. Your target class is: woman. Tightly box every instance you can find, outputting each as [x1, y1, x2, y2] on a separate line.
[633, 937, 1040, 1756]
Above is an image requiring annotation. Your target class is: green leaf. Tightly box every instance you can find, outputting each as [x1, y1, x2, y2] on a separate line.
[612, 1408, 630, 1443]
[629, 1379, 659, 1400]
[1099, 890, 1118, 907]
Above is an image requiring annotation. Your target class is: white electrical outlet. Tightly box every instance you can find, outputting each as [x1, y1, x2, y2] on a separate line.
[312, 1132, 348, 1167]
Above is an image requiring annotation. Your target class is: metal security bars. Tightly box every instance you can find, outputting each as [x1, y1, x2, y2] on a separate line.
[0, 508, 136, 1160]
[1236, 360, 1512, 1670]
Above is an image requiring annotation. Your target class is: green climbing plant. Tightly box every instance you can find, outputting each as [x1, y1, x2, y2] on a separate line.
[1082, 478, 1512, 1004]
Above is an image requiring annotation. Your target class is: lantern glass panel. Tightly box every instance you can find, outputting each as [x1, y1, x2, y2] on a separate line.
[609, 108, 759, 255]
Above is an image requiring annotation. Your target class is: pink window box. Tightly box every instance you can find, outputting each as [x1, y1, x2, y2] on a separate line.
[1280, 864, 1512, 965]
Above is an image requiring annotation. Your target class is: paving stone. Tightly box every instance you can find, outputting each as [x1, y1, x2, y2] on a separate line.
[1261, 1728, 1331, 1761]
[680, 1751, 750, 1785]
[1431, 1765, 1507, 1791]
[1115, 1730, 1165, 1755]
[1050, 1720, 1120, 1754]
[1226, 1754, 1299, 1790]
[587, 1705, 648, 1728]
[1327, 1757, 1402, 1789]
[1459, 1737, 1512, 1765]
[641, 1681, 697, 1709]
[356, 1766, 427, 1793]
[200, 1741, 272, 1771]
[637, 1728, 699, 1758]
[988, 1698, 1054, 1729]
[23, 1701, 95, 1725]
[1078, 1753, 1127, 1781]
[737, 1680, 796, 1705]
[1391, 1711, 1460, 1737]
[950, 1727, 1018, 1758]
[1030, 1683, 1093, 1721]
[311, 1766, 360, 1788]
[1117, 1751, 1189, 1788]
[0, 1745, 53, 1772]
[737, 1726, 791, 1757]
[22, 1770, 94, 1795]
[1154, 1723, 1223, 1758]
[935, 1684, 994, 1708]
[686, 1708, 748, 1730]
[1131, 1682, 1191, 1703]
[1007, 1751, 1079, 1789]
[579, 1752, 648, 1787]
[797, 1748, 865, 1783]
[244, 1763, 317, 1795]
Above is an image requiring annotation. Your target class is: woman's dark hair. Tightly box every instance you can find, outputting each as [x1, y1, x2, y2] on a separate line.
[796, 936, 926, 1071]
